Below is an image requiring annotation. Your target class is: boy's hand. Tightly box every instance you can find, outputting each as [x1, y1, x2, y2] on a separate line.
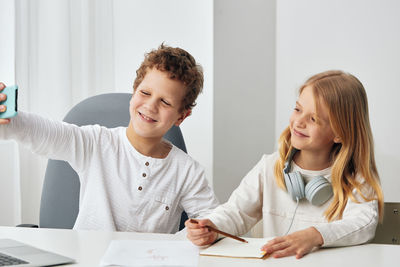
[185, 218, 218, 246]
[260, 227, 324, 259]
[0, 82, 10, 125]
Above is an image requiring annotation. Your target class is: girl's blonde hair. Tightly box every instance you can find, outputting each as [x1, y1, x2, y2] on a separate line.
[274, 70, 383, 221]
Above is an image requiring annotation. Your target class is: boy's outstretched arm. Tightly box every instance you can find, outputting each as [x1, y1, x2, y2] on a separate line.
[0, 84, 97, 173]
[0, 82, 11, 125]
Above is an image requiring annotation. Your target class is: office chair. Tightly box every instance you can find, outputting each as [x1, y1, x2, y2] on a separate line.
[372, 202, 400, 245]
[37, 93, 188, 231]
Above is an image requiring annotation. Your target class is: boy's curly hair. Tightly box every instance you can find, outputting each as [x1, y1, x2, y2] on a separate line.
[133, 44, 204, 112]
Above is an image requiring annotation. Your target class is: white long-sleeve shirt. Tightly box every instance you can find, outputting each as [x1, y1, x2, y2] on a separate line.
[0, 111, 219, 233]
[207, 153, 379, 247]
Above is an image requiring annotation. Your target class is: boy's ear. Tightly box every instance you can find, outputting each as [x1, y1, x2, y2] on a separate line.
[174, 109, 192, 126]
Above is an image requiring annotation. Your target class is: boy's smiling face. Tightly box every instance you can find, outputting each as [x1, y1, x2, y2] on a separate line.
[129, 68, 188, 139]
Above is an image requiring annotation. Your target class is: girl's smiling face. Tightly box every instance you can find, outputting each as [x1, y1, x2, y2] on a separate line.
[289, 86, 337, 154]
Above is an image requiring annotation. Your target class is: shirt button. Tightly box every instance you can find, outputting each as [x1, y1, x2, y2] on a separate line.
[142, 173, 147, 178]
[138, 186, 143, 191]
[145, 162, 149, 166]
[165, 206, 169, 211]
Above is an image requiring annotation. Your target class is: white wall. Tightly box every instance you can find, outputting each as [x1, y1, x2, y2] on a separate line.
[113, 0, 214, 184]
[213, 0, 276, 202]
[276, 0, 400, 201]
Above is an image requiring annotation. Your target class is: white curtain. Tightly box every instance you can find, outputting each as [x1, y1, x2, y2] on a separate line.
[14, 0, 115, 224]
[0, 0, 21, 226]
[0, 140, 21, 226]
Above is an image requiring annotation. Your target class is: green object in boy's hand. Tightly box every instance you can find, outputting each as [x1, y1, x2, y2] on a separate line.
[0, 85, 18, 118]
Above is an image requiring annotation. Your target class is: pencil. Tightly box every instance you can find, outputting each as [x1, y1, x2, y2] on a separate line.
[261, 251, 270, 260]
[189, 219, 248, 243]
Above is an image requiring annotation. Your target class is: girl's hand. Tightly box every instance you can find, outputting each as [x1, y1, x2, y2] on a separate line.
[0, 82, 10, 125]
[185, 218, 218, 246]
[261, 227, 324, 259]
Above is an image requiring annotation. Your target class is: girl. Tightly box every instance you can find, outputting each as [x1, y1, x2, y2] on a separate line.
[186, 70, 384, 259]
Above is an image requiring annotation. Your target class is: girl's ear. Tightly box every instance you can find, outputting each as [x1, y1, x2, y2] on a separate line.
[333, 136, 341, 143]
[175, 109, 192, 126]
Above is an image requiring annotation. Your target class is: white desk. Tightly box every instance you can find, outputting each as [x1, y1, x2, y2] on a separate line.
[0, 226, 398, 267]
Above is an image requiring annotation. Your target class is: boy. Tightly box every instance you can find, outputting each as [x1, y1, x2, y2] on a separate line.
[0, 44, 219, 233]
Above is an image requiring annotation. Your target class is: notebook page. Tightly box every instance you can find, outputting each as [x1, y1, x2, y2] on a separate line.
[200, 237, 273, 259]
[100, 240, 198, 266]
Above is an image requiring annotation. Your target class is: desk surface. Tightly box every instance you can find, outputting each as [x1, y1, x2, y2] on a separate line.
[0, 226, 398, 267]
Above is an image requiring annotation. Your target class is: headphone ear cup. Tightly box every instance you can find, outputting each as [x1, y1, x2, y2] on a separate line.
[305, 176, 333, 206]
[284, 171, 305, 202]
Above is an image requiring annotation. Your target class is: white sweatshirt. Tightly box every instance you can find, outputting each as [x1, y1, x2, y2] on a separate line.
[0, 111, 219, 233]
[207, 153, 379, 247]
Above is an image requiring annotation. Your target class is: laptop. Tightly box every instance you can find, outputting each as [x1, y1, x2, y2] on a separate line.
[0, 239, 75, 266]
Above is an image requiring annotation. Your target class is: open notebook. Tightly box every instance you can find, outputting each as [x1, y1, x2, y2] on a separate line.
[200, 237, 273, 259]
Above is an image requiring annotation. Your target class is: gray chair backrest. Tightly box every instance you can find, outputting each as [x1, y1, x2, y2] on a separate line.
[39, 93, 188, 230]
[372, 202, 400, 245]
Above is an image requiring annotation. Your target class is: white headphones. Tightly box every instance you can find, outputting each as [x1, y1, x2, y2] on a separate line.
[283, 149, 333, 206]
